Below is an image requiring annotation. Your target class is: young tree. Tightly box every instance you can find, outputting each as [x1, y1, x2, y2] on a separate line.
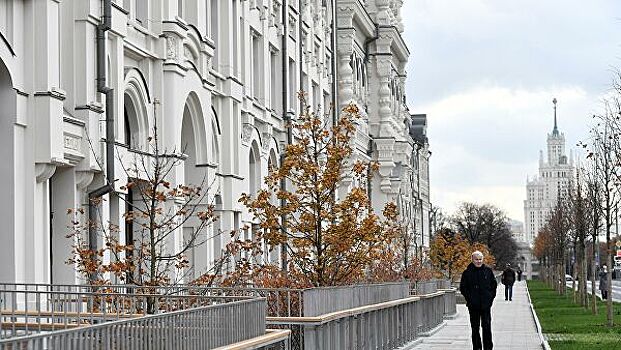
[429, 228, 470, 281]
[429, 228, 495, 281]
[586, 106, 621, 325]
[66, 102, 228, 312]
[566, 167, 590, 307]
[533, 225, 553, 285]
[240, 101, 400, 287]
[547, 200, 572, 295]
[583, 155, 603, 314]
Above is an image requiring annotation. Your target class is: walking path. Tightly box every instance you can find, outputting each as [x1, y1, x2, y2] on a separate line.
[411, 281, 543, 350]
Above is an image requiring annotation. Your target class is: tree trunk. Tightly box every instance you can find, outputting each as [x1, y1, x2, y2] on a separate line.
[591, 250, 598, 315]
[572, 259, 578, 303]
[606, 245, 614, 327]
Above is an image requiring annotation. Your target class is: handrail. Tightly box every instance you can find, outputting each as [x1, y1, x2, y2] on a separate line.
[0, 298, 268, 349]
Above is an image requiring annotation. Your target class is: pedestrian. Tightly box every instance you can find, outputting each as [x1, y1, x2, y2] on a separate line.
[517, 267, 523, 282]
[599, 265, 608, 300]
[501, 264, 516, 301]
[460, 251, 497, 350]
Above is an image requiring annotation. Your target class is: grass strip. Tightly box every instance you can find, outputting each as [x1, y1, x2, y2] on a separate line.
[528, 280, 621, 350]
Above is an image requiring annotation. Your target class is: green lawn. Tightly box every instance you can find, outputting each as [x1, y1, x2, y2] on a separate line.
[528, 280, 621, 349]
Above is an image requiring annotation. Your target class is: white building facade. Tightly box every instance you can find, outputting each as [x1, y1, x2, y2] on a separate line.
[0, 0, 431, 285]
[509, 219, 526, 243]
[524, 99, 574, 245]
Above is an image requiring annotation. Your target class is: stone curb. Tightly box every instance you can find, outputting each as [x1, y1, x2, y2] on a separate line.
[525, 282, 551, 350]
[418, 320, 447, 337]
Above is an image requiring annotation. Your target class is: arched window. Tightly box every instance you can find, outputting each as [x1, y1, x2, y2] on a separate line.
[123, 70, 151, 150]
[0, 58, 16, 282]
[249, 145, 259, 197]
[123, 93, 140, 149]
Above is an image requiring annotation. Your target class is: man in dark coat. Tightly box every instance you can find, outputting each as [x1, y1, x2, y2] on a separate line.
[460, 250, 497, 350]
[501, 264, 516, 301]
[517, 266, 523, 282]
[599, 265, 609, 300]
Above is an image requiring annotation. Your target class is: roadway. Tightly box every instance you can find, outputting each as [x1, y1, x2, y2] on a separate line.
[566, 279, 621, 302]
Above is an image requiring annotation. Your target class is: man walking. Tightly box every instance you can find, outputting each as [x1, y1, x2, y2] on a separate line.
[517, 266, 523, 282]
[460, 251, 497, 350]
[599, 265, 608, 300]
[501, 264, 516, 301]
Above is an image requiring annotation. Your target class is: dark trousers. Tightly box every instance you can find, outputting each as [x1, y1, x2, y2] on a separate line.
[468, 307, 493, 350]
[504, 285, 513, 301]
[601, 290, 608, 300]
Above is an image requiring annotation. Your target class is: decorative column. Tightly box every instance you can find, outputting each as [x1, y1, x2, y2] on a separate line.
[376, 0, 392, 25]
[376, 56, 394, 137]
[337, 28, 354, 110]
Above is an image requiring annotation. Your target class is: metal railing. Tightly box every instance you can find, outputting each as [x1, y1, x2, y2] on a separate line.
[0, 298, 268, 350]
[0, 280, 455, 350]
[412, 280, 436, 295]
[0, 282, 415, 318]
[0, 283, 304, 318]
[268, 291, 450, 350]
[417, 292, 445, 335]
[0, 288, 256, 340]
[301, 282, 409, 317]
[441, 288, 457, 317]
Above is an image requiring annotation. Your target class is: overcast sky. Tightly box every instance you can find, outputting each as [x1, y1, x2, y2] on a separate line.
[401, 0, 621, 221]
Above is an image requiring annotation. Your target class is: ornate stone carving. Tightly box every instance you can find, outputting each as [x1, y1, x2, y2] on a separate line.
[393, 0, 405, 32]
[261, 132, 272, 154]
[376, 58, 394, 136]
[337, 30, 355, 109]
[270, 1, 281, 28]
[376, 0, 392, 25]
[166, 36, 178, 60]
[242, 123, 254, 144]
[374, 138, 395, 193]
[64, 135, 80, 151]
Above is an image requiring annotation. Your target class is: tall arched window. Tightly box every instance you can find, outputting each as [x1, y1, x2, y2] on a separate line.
[249, 147, 258, 197]
[0, 58, 16, 282]
[123, 93, 140, 149]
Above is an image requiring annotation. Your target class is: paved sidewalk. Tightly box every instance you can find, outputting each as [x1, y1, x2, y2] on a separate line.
[411, 281, 542, 350]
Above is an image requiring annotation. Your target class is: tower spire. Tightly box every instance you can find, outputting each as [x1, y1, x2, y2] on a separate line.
[552, 98, 559, 136]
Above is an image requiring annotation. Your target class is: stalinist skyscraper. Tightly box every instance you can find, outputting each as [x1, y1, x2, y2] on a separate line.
[524, 99, 575, 245]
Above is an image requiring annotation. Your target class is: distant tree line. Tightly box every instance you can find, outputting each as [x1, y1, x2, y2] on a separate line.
[429, 202, 518, 280]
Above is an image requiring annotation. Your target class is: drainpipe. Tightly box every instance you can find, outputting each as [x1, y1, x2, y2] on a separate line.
[280, 0, 291, 273]
[298, 1, 303, 112]
[366, 139, 373, 206]
[426, 150, 432, 244]
[415, 142, 422, 257]
[89, 0, 115, 256]
[330, 0, 337, 126]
